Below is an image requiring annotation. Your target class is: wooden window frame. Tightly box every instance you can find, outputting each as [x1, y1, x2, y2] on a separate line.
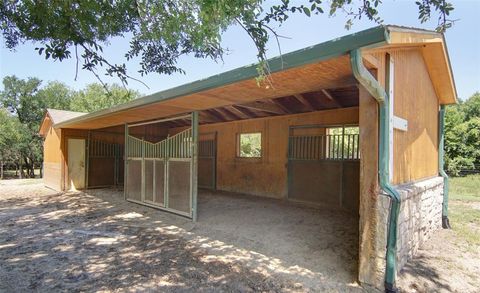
[236, 132, 263, 159]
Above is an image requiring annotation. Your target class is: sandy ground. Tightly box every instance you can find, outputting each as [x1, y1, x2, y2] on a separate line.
[2, 179, 478, 292]
[397, 202, 480, 293]
[0, 179, 364, 292]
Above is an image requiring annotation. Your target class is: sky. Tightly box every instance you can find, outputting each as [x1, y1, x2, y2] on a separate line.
[1, 0, 479, 101]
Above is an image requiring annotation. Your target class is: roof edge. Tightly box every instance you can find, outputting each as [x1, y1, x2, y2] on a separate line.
[55, 25, 389, 129]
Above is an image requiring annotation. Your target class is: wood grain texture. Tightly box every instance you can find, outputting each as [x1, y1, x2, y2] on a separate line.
[390, 49, 439, 184]
[60, 55, 358, 129]
[172, 107, 359, 198]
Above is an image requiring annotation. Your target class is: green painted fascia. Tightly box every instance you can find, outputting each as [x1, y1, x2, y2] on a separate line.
[55, 25, 389, 129]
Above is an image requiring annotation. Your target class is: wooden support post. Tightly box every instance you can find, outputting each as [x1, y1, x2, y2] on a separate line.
[191, 111, 199, 222]
[85, 131, 90, 189]
[124, 124, 128, 200]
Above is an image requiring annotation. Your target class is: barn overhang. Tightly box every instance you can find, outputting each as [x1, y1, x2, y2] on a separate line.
[51, 25, 456, 131]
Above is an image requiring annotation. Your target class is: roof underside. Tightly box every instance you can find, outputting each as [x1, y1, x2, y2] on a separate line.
[53, 25, 457, 130]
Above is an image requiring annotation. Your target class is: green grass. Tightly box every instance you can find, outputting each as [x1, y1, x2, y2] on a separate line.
[449, 174, 480, 202]
[448, 174, 480, 247]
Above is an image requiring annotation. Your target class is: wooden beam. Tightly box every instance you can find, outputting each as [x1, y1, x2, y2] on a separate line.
[293, 94, 315, 111]
[363, 54, 380, 69]
[236, 101, 286, 115]
[226, 106, 252, 119]
[199, 111, 221, 123]
[216, 108, 241, 120]
[321, 89, 342, 108]
[205, 109, 227, 122]
[232, 105, 260, 118]
[268, 99, 292, 114]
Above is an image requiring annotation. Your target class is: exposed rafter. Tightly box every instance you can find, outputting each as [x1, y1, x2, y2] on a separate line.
[216, 108, 241, 120]
[205, 109, 227, 122]
[321, 89, 342, 108]
[268, 99, 292, 114]
[199, 110, 221, 124]
[293, 94, 316, 111]
[236, 101, 286, 115]
[226, 106, 252, 120]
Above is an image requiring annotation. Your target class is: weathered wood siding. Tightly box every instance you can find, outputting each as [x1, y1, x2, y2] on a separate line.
[184, 107, 359, 198]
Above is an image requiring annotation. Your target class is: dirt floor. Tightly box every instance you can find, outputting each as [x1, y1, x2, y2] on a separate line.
[397, 200, 480, 293]
[2, 179, 479, 292]
[0, 179, 363, 292]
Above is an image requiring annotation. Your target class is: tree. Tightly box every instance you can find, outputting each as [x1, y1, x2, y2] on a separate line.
[37, 81, 74, 111]
[0, 109, 23, 178]
[0, 76, 44, 177]
[0, 75, 139, 179]
[0, 1, 455, 86]
[70, 83, 140, 112]
[445, 92, 480, 176]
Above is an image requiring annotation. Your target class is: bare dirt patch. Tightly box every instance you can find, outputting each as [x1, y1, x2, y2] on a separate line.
[397, 201, 480, 293]
[0, 179, 364, 292]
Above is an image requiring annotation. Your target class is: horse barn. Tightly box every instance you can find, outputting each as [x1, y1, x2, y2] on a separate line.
[39, 25, 456, 291]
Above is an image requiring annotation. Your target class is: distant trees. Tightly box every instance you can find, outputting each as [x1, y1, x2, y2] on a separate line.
[0, 75, 139, 179]
[445, 92, 480, 176]
[0, 1, 455, 86]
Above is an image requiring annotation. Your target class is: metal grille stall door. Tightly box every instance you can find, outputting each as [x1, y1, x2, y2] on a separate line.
[198, 137, 216, 189]
[125, 127, 196, 218]
[287, 127, 360, 212]
[87, 139, 124, 188]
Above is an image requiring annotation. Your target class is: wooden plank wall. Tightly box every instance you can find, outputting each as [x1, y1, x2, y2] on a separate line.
[43, 119, 63, 191]
[391, 49, 439, 184]
[369, 49, 439, 185]
[172, 107, 359, 199]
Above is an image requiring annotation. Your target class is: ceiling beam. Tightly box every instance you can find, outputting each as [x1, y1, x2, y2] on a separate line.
[321, 89, 342, 108]
[236, 101, 286, 115]
[204, 109, 227, 122]
[215, 108, 241, 120]
[199, 110, 221, 123]
[293, 94, 316, 111]
[226, 106, 252, 119]
[268, 99, 292, 114]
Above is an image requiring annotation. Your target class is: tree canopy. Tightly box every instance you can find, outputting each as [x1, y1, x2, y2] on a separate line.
[0, 75, 139, 178]
[445, 92, 480, 176]
[1, 0, 455, 86]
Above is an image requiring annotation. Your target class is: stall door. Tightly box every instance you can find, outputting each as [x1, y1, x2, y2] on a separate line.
[68, 138, 86, 190]
[198, 133, 216, 189]
[287, 125, 360, 211]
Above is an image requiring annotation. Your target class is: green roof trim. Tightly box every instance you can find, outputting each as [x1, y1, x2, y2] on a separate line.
[55, 25, 390, 128]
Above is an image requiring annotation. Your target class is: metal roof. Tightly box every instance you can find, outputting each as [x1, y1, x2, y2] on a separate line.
[53, 25, 456, 129]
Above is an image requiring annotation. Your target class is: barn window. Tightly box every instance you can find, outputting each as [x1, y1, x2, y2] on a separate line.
[238, 132, 262, 158]
[326, 126, 360, 160]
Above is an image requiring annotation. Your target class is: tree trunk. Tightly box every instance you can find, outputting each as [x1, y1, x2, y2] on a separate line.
[19, 163, 23, 179]
[15, 164, 18, 176]
[40, 162, 43, 178]
[0, 161, 3, 180]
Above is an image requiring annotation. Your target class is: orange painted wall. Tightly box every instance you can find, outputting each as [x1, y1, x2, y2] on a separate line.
[368, 49, 439, 185]
[43, 118, 63, 190]
[192, 107, 359, 198]
[391, 49, 439, 184]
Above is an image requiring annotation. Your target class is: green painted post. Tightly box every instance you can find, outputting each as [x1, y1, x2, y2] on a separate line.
[351, 49, 401, 293]
[439, 105, 451, 229]
[191, 111, 199, 222]
[124, 124, 128, 200]
[85, 131, 90, 189]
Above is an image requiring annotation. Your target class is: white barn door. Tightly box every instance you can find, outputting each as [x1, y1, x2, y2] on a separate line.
[68, 138, 86, 190]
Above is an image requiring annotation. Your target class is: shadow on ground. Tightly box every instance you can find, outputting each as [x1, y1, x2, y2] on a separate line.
[0, 180, 365, 292]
